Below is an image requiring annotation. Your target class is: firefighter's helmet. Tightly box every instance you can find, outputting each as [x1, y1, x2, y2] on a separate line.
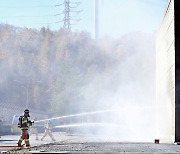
[24, 109, 29, 114]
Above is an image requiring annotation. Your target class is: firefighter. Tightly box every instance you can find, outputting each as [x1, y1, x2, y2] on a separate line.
[41, 120, 55, 141]
[17, 109, 34, 147]
[29, 117, 39, 140]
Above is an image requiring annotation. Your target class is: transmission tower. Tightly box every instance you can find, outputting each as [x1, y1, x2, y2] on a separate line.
[64, 0, 70, 30]
[63, 0, 82, 30]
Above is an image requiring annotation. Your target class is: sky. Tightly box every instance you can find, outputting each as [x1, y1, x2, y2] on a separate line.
[0, 0, 169, 38]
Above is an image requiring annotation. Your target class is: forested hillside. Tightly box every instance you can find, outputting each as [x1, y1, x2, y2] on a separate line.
[0, 24, 155, 115]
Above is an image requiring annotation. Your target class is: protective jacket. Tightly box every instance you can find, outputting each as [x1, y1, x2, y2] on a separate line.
[18, 115, 33, 129]
[44, 122, 52, 130]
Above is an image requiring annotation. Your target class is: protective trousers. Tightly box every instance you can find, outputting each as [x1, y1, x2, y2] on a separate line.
[30, 128, 38, 140]
[41, 129, 55, 141]
[18, 129, 30, 147]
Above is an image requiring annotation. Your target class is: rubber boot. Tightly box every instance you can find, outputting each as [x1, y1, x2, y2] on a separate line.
[18, 142, 22, 147]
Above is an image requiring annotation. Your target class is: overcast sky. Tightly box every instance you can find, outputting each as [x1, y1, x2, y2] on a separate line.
[0, 0, 168, 38]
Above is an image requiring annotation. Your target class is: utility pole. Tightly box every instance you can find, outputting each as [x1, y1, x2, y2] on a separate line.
[95, 0, 99, 39]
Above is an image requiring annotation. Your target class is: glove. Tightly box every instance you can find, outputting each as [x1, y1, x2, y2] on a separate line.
[18, 123, 21, 128]
[28, 121, 34, 126]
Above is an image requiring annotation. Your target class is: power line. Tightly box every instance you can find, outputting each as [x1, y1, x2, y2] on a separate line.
[55, 4, 64, 7]
[0, 3, 65, 27]
[0, 4, 63, 8]
[15, 20, 63, 26]
[1, 20, 63, 27]
[54, 13, 64, 16]
[0, 1, 82, 30]
[0, 15, 61, 18]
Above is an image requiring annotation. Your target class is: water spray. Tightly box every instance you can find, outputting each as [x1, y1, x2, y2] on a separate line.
[34, 109, 117, 123]
[55, 122, 119, 128]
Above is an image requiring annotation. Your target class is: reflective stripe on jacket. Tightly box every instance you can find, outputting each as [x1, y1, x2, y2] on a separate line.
[19, 115, 32, 129]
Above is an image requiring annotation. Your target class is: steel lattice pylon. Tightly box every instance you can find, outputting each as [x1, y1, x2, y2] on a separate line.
[64, 0, 71, 30]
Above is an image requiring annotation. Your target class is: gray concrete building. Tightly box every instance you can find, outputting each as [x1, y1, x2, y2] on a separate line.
[156, 0, 180, 143]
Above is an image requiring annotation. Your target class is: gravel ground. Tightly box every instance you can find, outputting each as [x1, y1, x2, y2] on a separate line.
[3, 141, 180, 153]
[1, 133, 180, 153]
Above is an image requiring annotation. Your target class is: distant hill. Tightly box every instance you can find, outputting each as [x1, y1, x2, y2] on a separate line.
[0, 24, 156, 115]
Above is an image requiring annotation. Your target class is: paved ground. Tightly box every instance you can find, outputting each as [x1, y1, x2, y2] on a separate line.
[1, 132, 180, 153]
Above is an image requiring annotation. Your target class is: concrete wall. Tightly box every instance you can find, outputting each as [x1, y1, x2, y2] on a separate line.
[156, 0, 175, 143]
